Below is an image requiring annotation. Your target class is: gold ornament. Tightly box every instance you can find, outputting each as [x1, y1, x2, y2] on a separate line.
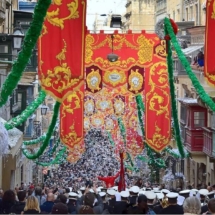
[128, 69, 144, 94]
[86, 69, 102, 92]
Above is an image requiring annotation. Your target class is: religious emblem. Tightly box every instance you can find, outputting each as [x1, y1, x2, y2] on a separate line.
[113, 98, 125, 115]
[103, 69, 126, 87]
[86, 69, 102, 92]
[128, 69, 143, 94]
[96, 100, 113, 112]
[105, 118, 114, 131]
[84, 99, 95, 116]
[91, 115, 104, 128]
[84, 117, 90, 130]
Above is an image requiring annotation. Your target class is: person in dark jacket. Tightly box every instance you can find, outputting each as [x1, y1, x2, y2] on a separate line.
[159, 192, 184, 214]
[51, 202, 68, 214]
[40, 193, 55, 214]
[67, 192, 78, 214]
[11, 190, 26, 214]
[76, 186, 103, 214]
[0, 190, 17, 214]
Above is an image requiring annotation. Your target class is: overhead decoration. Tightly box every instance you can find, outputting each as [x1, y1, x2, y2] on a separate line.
[86, 66, 102, 93]
[145, 62, 171, 152]
[38, 0, 87, 157]
[0, 122, 9, 156]
[204, 0, 215, 87]
[164, 17, 215, 112]
[0, 0, 51, 108]
[128, 66, 144, 94]
[23, 135, 46, 146]
[67, 139, 85, 163]
[5, 90, 46, 130]
[60, 82, 84, 149]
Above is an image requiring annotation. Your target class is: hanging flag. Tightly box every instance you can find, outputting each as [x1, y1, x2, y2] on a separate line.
[38, 0, 87, 101]
[204, 0, 215, 86]
[118, 151, 126, 192]
[145, 61, 171, 152]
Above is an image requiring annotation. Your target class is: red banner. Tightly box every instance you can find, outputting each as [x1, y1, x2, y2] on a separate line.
[204, 0, 215, 86]
[38, 0, 87, 101]
[145, 61, 171, 152]
[60, 81, 84, 149]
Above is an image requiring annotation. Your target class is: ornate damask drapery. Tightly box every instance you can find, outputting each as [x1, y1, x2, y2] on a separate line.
[38, 0, 87, 156]
[84, 31, 170, 154]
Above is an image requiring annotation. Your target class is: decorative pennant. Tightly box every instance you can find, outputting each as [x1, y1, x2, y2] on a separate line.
[128, 66, 144, 94]
[204, 0, 215, 86]
[145, 61, 171, 152]
[60, 82, 84, 149]
[154, 40, 166, 59]
[96, 99, 113, 112]
[86, 66, 102, 93]
[38, 0, 87, 101]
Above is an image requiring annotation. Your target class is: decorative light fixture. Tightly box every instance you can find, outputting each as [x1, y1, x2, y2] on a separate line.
[12, 27, 24, 49]
[107, 35, 119, 62]
[40, 103, 49, 115]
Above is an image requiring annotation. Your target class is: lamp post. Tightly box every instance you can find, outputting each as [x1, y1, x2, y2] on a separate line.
[40, 104, 49, 116]
[12, 27, 24, 49]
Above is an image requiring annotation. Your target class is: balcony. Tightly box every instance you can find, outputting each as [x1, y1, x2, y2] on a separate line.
[203, 127, 215, 158]
[185, 128, 204, 152]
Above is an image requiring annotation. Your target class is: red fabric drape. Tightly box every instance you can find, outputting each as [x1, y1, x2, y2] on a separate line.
[118, 152, 126, 192]
[204, 0, 215, 86]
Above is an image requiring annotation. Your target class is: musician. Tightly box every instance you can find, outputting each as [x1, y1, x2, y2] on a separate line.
[161, 189, 170, 208]
[201, 191, 215, 214]
[179, 189, 190, 199]
[153, 193, 164, 214]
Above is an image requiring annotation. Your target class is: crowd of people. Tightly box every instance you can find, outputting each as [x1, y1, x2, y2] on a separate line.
[1, 181, 215, 214]
[44, 130, 132, 191]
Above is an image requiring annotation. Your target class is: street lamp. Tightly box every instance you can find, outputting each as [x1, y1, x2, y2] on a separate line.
[12, 27, 24, 49]
[40, 104, 49, 116]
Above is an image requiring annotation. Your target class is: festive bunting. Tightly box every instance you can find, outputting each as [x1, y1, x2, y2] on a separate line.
[204, 0, 215, 87]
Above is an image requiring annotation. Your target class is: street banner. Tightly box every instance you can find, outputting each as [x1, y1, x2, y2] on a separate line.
[204, 0, 215, 86]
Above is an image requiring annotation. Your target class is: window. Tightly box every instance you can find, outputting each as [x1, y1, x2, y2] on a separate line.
[177, 9, 180, 21]
[180, 104, 187, 124]
[190, 6, 193, 20]
[0, 74, 6, 88]
[211, 112, 215, 129]
[195, 4, 199, 25]
[186, 8, 188, 21]
[0, 45, 8, 53]
[194, 111, 205, 128]
[173, 11, 175, 20]
[27, 87, 34, 105]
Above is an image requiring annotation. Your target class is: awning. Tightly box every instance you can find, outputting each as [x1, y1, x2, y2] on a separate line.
[182, 45, 204, 56]
[177, 98, 198, 105]
[0, 117, 23, 157]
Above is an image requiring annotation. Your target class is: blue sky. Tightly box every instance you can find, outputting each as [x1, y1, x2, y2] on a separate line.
[86, 0, 126, 30]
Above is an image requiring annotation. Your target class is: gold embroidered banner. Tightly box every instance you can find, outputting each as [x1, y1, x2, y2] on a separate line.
[145, 61, 171, 152]
[38, 0, 87, 101]
[204, 0, 215, 86]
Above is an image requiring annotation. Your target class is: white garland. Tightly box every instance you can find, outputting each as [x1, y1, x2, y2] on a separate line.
[155, 18, 165, 40]
[0, 122, 9, 155]
[163, 168, 175, 183]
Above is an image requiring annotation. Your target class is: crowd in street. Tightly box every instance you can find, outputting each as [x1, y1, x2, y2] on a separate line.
[1, 181, 215, 214]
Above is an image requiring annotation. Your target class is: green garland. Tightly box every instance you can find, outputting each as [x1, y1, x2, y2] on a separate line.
[165, 31, 185, 158]
[23, 135, 46, 146]
[35, 146, 67, 166]
[164, 18, 215, 112]
[165, 147, 189, 159]
[49, 138, 60, 156]
[0, 0, 51, 108]
[118, 118, 126, 146]
[107, 131, 115, 146]
[135, 94, 166, 169]
[22, 102, 60, 159]
[4, 90, 46, 130]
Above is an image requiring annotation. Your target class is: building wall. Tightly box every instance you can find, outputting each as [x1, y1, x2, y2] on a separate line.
[125, 0, 155, 32]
